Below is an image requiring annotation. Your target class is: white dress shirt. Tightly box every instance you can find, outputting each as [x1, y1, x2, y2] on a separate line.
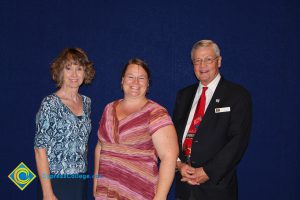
[181, 73, 221, 147]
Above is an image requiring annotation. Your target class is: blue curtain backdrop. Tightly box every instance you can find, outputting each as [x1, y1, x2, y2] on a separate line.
[1, 0, 299, 199]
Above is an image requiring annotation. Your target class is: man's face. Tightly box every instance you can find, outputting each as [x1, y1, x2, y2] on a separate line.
[192, 46, 222, 86]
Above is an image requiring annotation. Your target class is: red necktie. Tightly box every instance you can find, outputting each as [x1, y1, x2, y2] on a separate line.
[183, 87, 207, 162]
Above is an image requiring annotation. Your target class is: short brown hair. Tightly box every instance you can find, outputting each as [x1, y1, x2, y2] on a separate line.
[50, 48, 95, 87]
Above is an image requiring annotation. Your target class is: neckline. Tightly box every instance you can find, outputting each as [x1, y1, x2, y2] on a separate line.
[114, 99, 150, 121]
[53, 93, 85, 117]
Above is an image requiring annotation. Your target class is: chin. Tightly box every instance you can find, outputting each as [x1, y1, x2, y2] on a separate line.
[68, 85, 80, 89]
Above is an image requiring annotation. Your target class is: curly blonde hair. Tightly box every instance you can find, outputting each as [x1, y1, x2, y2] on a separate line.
[50, 48, 95, 87]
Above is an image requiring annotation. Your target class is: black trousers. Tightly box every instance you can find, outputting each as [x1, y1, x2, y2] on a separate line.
[176, 190, 198, 200]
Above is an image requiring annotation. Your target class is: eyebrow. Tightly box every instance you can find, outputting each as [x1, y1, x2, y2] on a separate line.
[125, 73, 146, 76]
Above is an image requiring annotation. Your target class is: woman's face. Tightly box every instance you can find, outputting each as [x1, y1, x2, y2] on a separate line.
[61, 63, 85, 89]
[122, 64, 149, 99]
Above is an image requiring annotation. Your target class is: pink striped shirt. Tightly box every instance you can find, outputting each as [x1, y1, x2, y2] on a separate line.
[95, 99, 173, 200]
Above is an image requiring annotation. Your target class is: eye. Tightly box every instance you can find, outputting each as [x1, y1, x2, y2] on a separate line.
[77, 66, 84, 71]
[127, 75, 134, 80]
[65, 66, 71, 70]
[206, 58, 213, 62]
[193, 59, 201, 64]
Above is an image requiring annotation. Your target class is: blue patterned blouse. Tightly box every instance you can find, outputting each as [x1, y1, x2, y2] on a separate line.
[34, 94, 92, 175]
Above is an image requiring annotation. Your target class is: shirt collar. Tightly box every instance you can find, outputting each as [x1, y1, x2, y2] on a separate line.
[199, 73, 221, 93]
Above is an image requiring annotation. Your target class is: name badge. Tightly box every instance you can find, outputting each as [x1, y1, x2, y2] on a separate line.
[215, 107, 231, 113]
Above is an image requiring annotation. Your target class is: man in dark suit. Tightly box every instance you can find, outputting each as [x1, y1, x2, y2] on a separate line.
[173, 40, 252, 200]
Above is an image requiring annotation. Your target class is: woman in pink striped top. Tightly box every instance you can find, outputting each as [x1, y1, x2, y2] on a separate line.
[93, 58, 179, 200]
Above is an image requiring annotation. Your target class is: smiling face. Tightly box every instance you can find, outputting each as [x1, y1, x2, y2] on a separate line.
[192, 46, 222, 86]
[61, 63, 85, 89]
[121, 64, 149, 99]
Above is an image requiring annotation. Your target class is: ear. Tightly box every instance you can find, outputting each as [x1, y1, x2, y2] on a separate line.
[217, 56, 222, 68]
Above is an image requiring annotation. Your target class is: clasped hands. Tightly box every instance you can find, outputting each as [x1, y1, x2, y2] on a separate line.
[177, 162, 209, 185]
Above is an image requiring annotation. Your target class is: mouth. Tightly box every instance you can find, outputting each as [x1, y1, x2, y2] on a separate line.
[200, 70, 209, 74]
[130, 86, 139, 90]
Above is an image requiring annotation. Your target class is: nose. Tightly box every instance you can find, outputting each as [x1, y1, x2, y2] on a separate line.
[132, 77, 139, 84]
[71, 69, 78, 77]
[199, 60, 207, 68]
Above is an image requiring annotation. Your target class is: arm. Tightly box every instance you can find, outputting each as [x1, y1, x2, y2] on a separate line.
[34, 148, 57, 200]
[203, 91, 252, 184]
[34, 97, 58, 200]
[93, 140, 102, 198]
[152, 125, 179, 200]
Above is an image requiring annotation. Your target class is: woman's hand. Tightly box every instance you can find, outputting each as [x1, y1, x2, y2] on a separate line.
[43, 192, 58, 200]
[153, 193, 167, 200]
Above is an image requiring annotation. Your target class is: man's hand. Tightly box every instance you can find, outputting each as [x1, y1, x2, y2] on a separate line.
[177, 161, 195, 179]
[177, 161, 209, 185]
[191, 167, 209, 185]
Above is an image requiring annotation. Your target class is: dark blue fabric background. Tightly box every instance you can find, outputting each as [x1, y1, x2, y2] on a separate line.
[1, 0, 299, 199]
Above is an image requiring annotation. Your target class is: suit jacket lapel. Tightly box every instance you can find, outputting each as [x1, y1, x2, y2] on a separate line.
[178, 84, 198, 140]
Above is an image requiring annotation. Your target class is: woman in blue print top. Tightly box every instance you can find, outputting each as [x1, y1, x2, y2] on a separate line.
[34, 48, 95, 200]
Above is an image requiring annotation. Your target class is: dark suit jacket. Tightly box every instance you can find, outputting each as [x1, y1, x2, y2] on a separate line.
[173, 76, 252, 200]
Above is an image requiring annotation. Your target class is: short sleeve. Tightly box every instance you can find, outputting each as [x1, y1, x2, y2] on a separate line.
[34, 98, 55, 149]
[149, 105, 173, 136]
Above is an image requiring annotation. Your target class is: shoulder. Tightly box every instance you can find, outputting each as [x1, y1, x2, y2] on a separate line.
[147, 100, 170, 116]
[221, 78, 252, 101]
[103, 100, 120, 111]
[40, 94, 59, 108]
[147, 100, 168, 111]
[81, 94, 90, 101]
[81, 95, 92, 109]
[107, 99, 120, 107]
[146, 100, 173, 133]
[81, 94, 91, 103]
[37, 94, 60, 117]
[42, 94, 57, 102]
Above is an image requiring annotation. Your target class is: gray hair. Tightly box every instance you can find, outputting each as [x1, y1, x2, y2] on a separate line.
[191, 39, 221, 60]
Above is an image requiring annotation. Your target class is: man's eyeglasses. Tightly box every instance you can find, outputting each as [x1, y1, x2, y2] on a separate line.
[192, 56, 219, 65]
